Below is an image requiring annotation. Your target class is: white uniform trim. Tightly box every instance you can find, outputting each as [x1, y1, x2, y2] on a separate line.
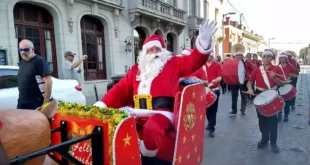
[279, 65, 287, 80]
[137, 78, 154, 94]
[182, 49, 191, 56]
[143, 41, 162, 50]
[259, 65, 271, 89]
[140, 140, 158, 157]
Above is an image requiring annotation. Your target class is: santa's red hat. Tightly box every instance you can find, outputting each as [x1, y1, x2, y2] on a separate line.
[142, 35, 166, 51]
[181, 48, 193, 56]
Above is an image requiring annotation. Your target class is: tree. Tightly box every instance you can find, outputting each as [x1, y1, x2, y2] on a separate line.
[299, 46, 309, 63]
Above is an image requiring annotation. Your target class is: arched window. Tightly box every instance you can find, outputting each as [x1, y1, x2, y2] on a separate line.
[80, 15, 106, 80]
[14, 3, 58, 77]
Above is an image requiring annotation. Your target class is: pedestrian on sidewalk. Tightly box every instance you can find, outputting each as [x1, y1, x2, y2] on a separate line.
[245, 49, 285, 153]
[277, 53, 297, 122]
[62, 51, 87, 85]
[17, 39, 53, 109]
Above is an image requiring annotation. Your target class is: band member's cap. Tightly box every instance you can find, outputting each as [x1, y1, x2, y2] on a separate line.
[279, 53, 288, 58]
[262, 49, 274, 56]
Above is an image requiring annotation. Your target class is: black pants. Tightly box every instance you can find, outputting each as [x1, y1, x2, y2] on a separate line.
[255, 89, 278, 144]
[206, 89, 220, 132]
[231, 83, 247, 112]
[17, 100, 43, 110]
[290, 77, 298, 106]
[280, 99, 292, 115]
[141, 156, 172, 165]
[220, 80, 226, 93]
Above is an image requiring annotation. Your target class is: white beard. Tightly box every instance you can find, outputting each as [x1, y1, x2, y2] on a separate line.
[137, 51, 171, 81]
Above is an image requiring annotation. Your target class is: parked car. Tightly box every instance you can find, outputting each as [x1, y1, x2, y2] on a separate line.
[0, 65, 86, 110]
[106, 74, 125, 92]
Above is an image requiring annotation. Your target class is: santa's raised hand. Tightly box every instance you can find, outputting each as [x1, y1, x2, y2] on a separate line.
[195, 19, 218, 55]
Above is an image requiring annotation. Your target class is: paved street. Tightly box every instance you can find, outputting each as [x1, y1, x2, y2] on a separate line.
[85, 66, 310, 165]
[203, 67, 310, 165]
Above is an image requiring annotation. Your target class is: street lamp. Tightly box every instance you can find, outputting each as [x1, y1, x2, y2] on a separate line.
[268, 38, 275, 49]
[222, 12, 236, 59]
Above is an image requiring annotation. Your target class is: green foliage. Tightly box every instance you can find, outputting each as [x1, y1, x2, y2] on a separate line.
[299, 47, 309, 60]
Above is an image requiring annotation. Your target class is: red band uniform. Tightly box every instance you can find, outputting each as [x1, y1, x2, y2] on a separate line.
[247, 49, 285, 153]
[205, 57, 222, 137]
[93, 20, 217, 165]
[286, 52, 299, 110]
[277, 53, 296, 121]
[179, 48, 208, 91]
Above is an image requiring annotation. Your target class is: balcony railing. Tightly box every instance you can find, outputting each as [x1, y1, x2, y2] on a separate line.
[134, 0, 186, 23]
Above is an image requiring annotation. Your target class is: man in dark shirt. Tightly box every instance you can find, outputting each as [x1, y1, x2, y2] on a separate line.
[17, 39, 53, 110]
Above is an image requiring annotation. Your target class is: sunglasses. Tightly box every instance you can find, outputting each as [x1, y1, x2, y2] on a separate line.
[18, 48, 31, 52]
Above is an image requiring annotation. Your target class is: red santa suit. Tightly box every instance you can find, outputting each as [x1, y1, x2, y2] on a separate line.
[94, 34, 214, 162]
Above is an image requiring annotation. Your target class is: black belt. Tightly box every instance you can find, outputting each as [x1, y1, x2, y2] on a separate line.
[137, 97, 174, 110]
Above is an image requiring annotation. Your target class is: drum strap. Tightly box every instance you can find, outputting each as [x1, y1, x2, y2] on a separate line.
[279, 65, 287, 80]
[0, 139, 9, 165]
[259, 65, 271, 89]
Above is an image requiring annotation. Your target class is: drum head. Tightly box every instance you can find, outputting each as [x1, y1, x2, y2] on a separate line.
[238, 60, 245, 84]
[279, 84, 293, 95]
[253, 90, 278, 105]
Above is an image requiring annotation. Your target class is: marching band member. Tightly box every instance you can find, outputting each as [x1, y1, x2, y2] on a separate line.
[252, 53, 261, 67]
[245, 53, 255, 101]
[286, 52, 299, 111]
[180, 48, 208, 87]
[277, 53, 297, 122]
[94, 20, 218, 165]
[229, 52, 248, 115]
[245, 49, 285, 153]
[205, 55, 222, 137]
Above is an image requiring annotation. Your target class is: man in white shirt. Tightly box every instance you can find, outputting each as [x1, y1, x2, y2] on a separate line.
[62, 51, 87, 85]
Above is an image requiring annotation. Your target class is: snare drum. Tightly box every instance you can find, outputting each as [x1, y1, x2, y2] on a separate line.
[222, 59, 246, 85]
[253, 90, 285, 117]
[278, 84, 297, 101]
[206, 88, 217, 108]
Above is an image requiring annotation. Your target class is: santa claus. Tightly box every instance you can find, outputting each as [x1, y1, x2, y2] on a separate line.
[94, 20, 217, 164]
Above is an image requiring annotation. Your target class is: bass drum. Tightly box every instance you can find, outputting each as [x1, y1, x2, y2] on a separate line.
[222, 58, 246, 85]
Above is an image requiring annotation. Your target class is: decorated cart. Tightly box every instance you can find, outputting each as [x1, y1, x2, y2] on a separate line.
[0, 84, 208, 165]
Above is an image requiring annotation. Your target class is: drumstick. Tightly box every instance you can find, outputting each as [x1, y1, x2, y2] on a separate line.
[265, 71, 286, 78]
[242, 91, 257, 96]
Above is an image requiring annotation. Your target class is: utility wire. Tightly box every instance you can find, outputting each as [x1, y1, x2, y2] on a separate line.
[225, 0, 251, 30]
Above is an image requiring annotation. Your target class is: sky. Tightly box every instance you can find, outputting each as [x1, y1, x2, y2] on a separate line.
[222, 0, 310, 54]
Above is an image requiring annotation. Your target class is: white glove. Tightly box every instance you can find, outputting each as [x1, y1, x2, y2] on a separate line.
[93, 101, 107, 108]
[196, 20, 218, 55]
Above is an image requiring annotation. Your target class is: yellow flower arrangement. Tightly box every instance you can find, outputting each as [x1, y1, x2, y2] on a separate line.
[47, 101, 129, 165]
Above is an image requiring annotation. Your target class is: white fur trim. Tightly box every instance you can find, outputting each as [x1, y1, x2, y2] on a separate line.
[176, 54, 182, 57]
[195, 35, 215, 56]
[262, 50, 274, 56]
[235, 51, 243, 56]
[137, 78, 154, 94]
[126, 107, 174, 124]
[140, 140, 158, 157]
[279, 54, 288, 58]
[182, 49, 191, 56]
[143, 40, 162, 50]
[93, 101, 107, 108]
